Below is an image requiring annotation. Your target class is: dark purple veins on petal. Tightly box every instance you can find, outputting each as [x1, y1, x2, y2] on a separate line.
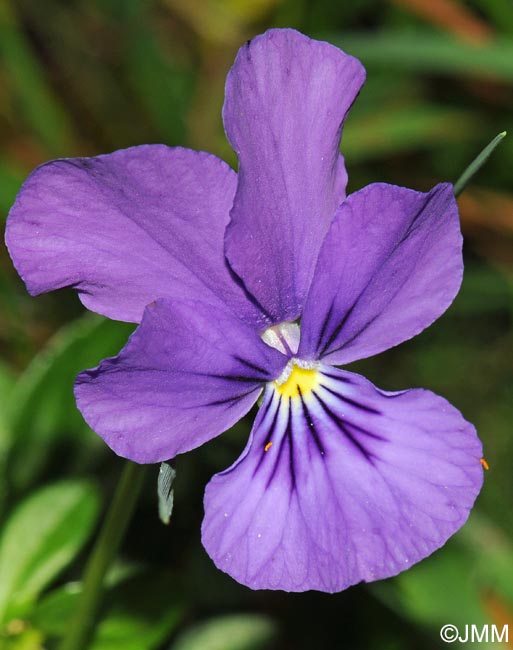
[319, 384, 381, 415]
[204, 389, 259, 408]
[266, 406, 295, 491]
[310, 391, 377, 463]
[298, 183, 464, 365]
[297, 387, 325, 457]
[202, 365, 483, 592]
[253, 393, 282, 476]
[253, 372, 386, 483]
[74, 297, 288, 464]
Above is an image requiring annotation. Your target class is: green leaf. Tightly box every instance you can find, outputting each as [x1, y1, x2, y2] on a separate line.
[0, 624, 45, 650]
[0, 361, 15, 452]
[0, 158, 24, 219]
[454, 131, 507, 196]
[33, 570, 183, 650]
[92, 571, 182, 650]
[458, 513, 513, 607]
[6, 314, 134, 490]
[371, 521, 513, 649]
[394, 549, 487, 628]
[0, 361, 15, 519]
[171, 614, 277, 650]
[325, 31, 513, 81]
[474, 0, 513, 33]
[370, 549, 491, 650]
[342, 104, 480, 162]
[0, 480, 100, 623]
[0, 0, 75, 154]
[452, 266, 512, 315]
[124, 19, 194, 145]
[157, 463, 176, 525]
[29, 582, 80, 636]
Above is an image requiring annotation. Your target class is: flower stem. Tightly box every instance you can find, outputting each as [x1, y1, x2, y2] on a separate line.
[58, 461, 147, 650]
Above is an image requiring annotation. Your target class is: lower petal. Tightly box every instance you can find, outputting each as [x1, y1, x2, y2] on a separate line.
[202, 366, 483, 592]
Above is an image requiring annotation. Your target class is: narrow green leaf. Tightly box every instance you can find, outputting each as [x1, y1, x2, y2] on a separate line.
[124, 21, 194, 145]
[157, 463, 176, 525]
[474, 0, 513, 33]
[18, 0, 148, 149]
[325, 31, 513, 81]
[0, 480, 100, 623]
[0, 158, 24, 219]
[0, 362, 15, 519]
[451, 266, 511, 315]
[0, 361, 15, 445]
[0, 0, 75, 153]
[342, 105, 480, 162]
[453, 131, 507, 196]
[171, 614, 277, 650]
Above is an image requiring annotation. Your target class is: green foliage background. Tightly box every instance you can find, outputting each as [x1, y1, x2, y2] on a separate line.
[0, 0, 512, 648]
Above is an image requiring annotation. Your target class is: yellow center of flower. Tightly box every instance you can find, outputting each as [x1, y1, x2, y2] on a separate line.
[274, 364, 319, 399]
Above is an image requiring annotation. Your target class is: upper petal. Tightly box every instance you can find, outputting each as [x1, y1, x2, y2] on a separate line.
[202, 366, 483, 592]
[5, 145, 265, 327]
[223, 29, 366, 323]
[74, 298, 287, 463]
[298, 182, 462, 364]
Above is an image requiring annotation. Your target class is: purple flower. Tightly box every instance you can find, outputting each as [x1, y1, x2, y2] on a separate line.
[5, 29, 483, 593]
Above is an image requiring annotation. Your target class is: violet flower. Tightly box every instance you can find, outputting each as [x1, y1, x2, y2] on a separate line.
[5, 29, 483, 593]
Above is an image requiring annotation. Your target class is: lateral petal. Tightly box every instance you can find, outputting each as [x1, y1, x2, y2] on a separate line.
[298, 183, 462, 364]
[6, 145, 265, 326]
[202, 366, 483, 592]
[75, 298, 287, 463]
[223, 29, 365, 322]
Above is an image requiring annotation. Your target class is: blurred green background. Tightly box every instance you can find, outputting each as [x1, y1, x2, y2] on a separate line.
[1, 0, 513, 649]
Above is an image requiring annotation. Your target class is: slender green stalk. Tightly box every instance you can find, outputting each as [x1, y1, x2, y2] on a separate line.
[454, 131, 507, 197]
[59, 461, 147, 650]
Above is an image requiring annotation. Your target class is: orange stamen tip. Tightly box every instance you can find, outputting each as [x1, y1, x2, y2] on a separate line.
[480, 457, 490, 470]
[264, 442, 273, 452]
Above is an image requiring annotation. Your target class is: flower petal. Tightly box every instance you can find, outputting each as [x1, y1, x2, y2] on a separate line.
[75, 298, 287, 463]
[6, 145, 264, 326]
[298, 183, 463, 364]
[202, 366, 482, 592]
[223, 29, 365, 323]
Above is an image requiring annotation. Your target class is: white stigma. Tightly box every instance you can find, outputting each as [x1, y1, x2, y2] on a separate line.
[260, 321, 300, 355]
[261, 321, 318, 385]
